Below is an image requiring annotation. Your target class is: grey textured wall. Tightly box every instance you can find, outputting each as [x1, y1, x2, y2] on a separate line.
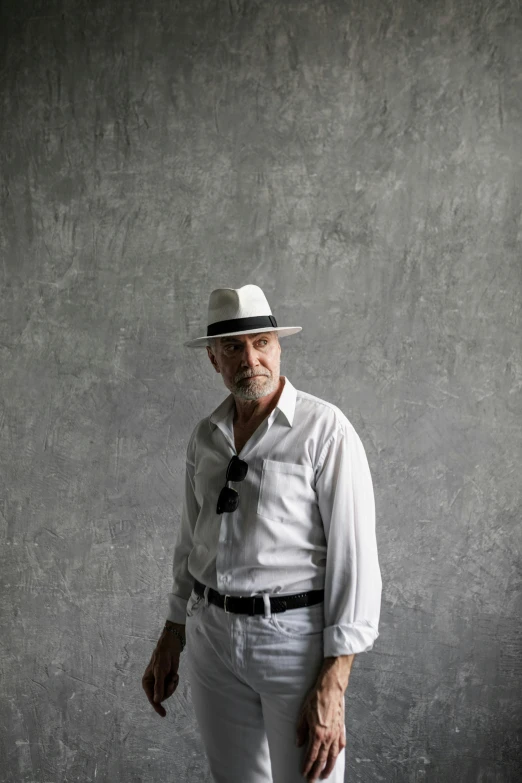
[1, 0, 521, 781]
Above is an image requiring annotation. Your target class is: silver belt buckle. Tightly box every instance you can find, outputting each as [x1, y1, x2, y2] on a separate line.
[224, 595, 231, 613]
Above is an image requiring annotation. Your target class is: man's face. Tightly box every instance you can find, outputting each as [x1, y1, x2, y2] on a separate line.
[206, 332, 282, 401]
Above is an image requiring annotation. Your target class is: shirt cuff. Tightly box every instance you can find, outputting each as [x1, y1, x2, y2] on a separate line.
[323, 621, 379, 657]
[166, 593, 190, 625]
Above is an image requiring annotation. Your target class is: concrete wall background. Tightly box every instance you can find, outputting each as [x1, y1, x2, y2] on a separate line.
[1, 0, 521, 781]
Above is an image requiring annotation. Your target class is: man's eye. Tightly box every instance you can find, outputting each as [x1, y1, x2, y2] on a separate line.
[225, 340, 267, 351]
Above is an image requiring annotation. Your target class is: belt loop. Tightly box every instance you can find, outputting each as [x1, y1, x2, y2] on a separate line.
[262, 593, 271, 619]
[204, 585, 210, 606]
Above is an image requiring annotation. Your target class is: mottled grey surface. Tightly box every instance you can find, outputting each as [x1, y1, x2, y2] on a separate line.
[0, 0, 521, 781]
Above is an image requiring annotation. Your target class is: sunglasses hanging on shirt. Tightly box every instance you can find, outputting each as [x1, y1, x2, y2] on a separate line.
[216, 455, 249, 514]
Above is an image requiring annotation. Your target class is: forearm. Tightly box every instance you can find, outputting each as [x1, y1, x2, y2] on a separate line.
[315, 654, 355, 694]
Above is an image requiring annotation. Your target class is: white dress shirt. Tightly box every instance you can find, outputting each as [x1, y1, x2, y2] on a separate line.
[166, 375, 382, 657]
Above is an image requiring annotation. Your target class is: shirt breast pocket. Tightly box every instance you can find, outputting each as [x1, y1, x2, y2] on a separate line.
[257, 459, 316, 522]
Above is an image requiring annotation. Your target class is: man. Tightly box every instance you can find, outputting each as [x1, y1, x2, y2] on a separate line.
[142, 284, 382, 783]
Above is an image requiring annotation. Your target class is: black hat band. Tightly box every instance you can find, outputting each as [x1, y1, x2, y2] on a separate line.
[207, 315, 278, 337]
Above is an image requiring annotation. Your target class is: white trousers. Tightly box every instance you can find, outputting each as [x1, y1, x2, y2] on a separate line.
[184, 585, 346, 783]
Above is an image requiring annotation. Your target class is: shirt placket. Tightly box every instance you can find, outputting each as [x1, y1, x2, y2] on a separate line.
[213, 409, 280, 596]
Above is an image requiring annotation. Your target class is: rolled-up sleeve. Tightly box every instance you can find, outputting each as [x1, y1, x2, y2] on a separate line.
[166, 428, 200, 624]
[315, 421, 382, 657]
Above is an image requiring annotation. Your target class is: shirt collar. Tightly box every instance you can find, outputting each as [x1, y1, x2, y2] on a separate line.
[209, 375, 296, 428]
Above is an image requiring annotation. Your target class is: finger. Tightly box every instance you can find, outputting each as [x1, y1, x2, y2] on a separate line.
[153, 668, 165, 703]
[339, 724, 347, 750]
[142, 676, 167, 717]
[165, 672, 180, 698]
[142, 668, 166, 707]
[142, 673, 156, 705]
[306, 748, 330, 783]
[320, 739, 340, 779]
[301, 736, 324, 778]
[152, 701, 167, 717]
[156, 671, 179, 702]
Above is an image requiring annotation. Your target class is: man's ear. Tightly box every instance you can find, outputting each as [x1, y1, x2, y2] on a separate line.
[206, 346, 221, 373]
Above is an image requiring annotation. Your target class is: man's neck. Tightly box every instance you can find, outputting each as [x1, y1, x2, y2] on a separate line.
[233, 375, 285, 428]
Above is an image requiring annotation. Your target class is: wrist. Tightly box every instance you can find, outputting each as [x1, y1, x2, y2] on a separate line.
[315, 654, 354, 693]
[162, 621, 186, 651]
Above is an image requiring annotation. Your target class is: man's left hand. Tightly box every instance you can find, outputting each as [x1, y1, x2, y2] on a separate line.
[296, 684, 346, 781]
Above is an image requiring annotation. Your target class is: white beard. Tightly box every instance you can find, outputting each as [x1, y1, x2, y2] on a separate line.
[231, 361, 281, 401]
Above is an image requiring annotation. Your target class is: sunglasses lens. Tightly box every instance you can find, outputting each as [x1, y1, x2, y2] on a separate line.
[217, 457, 248, 514]
[217, 486, 239, 514]
[228, 457, 248, 482]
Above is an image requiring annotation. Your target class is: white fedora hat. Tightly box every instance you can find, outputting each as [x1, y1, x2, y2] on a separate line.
[184, 284, 302, 348]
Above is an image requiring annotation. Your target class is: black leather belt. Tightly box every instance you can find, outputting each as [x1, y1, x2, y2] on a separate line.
[194, 578, 324, 616]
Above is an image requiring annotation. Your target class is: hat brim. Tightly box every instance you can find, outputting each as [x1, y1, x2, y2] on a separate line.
[184, 326, 302, 348]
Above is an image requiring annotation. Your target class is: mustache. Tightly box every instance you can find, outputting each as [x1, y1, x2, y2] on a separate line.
[236, 371, 271, 381]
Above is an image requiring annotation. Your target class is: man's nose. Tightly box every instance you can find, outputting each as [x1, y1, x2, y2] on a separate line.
[240, 344, 259, 366]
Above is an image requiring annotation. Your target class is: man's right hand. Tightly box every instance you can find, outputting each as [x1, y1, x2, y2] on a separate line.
[142, 630, 184, 717]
